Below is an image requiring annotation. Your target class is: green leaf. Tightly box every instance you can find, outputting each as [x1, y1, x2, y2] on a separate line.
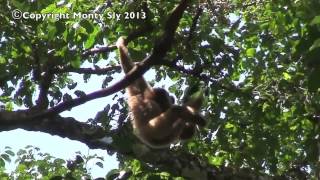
[310, 16, 320, 25]
[17, 164, 27, 172]
[80, 20, 94, 33]
[246, 48, 256, 57]
[310, 38, 320, 51]
[41, 4, 57, 13]
[0, 56, 5, 64]
[0, 158, 5, 168]
[84, 34, 96, 49]
[225, 122, 235, 129]
[208, 156, 224, 166]
[5, 150, 15, 156]
[70, 56, 81, 68]
[1, 153, 11, 162]
[47, 23, 57, 41]
[282, 72, 291, 80]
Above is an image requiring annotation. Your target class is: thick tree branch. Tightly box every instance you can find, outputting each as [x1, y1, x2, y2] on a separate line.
[0, 111, 112, 150]
[29, 62, 150, 121]
[152, 0, 189, 59]
[0, 110, 282, 179]
[0, 105, 286, 179]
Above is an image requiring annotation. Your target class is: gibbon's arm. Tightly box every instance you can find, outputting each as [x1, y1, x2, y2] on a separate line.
[116, 37, 133, 73]
[116, 36, 151, 96]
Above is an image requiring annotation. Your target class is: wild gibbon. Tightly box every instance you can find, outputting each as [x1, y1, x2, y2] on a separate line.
[116, 37, 205, 148]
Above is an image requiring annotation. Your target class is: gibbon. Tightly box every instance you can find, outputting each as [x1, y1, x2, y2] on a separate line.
[116, 37, 205, 148]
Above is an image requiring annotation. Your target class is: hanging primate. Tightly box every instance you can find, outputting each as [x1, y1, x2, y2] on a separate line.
[116, 37, 205, 148]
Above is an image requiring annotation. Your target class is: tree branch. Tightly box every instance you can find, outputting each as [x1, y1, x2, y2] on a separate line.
[81, 45, 117, 57]
[152, 0, 189, 59]
[161, 59, 253, 98]
[186, 6, 203, 44]
[55, 65, 121, 75]
[32, 47, 54, 110]
[29, 61, 150, 121]
[0, 111, 113, 150]
[0, 110, 281, 179]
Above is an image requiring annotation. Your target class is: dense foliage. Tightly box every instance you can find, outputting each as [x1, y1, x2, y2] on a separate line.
[1, 0, 320, 179]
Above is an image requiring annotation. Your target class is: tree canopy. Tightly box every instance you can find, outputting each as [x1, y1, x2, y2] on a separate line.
[1, 0, 320, 179]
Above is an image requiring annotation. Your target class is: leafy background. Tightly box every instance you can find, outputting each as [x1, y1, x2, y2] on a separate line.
[1, 0, 320, 179]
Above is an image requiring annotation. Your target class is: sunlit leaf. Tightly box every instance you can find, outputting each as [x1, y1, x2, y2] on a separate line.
[246, 48, 256, 57]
